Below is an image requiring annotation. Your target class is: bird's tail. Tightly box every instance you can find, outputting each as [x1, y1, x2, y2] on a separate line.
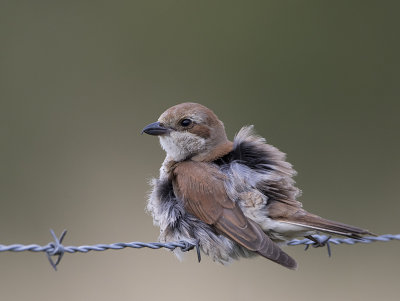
[279, 211, 374, 239]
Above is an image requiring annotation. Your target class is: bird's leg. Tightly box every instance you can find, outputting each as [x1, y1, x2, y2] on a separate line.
[304, 235, 332, 257]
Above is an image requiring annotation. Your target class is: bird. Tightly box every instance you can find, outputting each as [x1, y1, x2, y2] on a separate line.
[142, 102, 372, 269]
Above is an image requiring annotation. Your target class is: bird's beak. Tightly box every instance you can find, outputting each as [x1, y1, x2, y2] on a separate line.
[141, 122, 170, 136]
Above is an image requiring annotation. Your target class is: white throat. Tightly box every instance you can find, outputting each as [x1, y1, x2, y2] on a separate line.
[159, 131, 207, 162]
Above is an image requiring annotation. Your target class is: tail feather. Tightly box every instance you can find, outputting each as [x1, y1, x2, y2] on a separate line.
[279, 211, 373, 239]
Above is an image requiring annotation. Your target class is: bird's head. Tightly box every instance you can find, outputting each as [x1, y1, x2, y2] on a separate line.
[142, 103, 232, 162]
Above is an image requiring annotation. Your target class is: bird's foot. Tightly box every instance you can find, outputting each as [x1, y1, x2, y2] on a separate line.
[304, 235, 332, 257]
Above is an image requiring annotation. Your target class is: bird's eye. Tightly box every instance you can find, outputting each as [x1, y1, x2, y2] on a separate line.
[180, 119, 192, 127]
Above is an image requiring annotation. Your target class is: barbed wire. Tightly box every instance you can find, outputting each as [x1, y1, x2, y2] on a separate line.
[1, 230, 399, 270]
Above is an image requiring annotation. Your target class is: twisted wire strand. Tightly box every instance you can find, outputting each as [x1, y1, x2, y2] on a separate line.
[1, 230, 399, 270]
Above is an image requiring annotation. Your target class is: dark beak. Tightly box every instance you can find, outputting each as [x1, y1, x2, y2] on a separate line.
[141, 122, 170, 136]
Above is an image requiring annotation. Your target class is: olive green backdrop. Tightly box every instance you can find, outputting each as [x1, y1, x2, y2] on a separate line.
[1, 1, 399, 300]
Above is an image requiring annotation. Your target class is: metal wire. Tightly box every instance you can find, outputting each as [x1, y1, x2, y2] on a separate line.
[1, 230, 399, 270]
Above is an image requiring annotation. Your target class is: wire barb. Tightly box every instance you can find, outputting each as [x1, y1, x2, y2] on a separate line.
[178, 239, 201, 262]
[304, 235, 332, 257]
[1, 232, 399, 270]
[46, 229, 67, 271]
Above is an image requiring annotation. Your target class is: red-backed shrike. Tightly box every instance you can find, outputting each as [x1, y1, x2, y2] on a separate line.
[142, 103, 372, 269]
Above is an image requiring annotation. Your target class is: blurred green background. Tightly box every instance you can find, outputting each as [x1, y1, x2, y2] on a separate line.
[1, 1, 399, 300]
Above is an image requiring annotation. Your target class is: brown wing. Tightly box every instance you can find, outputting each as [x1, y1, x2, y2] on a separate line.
[173, 161, 297, 269]
[268, 201, 373, 238]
